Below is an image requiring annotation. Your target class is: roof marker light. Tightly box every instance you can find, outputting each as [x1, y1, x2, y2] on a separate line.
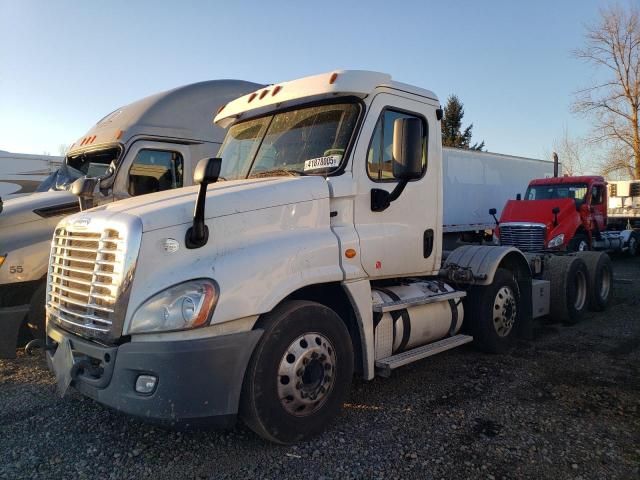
[329, 73, 338, 84]
[248, 93, 258, 103]
[217, 104, 226, 114]
[272, 85, 282, 96]
[259, 90, 269, 99]
[116, 130, 123, 140]
[80, 137, 87, 146]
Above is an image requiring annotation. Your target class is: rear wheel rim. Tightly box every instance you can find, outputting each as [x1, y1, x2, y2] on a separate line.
[493, 286, 516, 337]
[600, 266, 611, 300]
[277, 332, 336, 417]
[630, 237, 637, 256]
[577, 240, 588, 251]
[573, 270, 587, 311]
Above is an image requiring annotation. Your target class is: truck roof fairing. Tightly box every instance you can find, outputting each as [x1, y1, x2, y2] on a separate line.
[68, 80, 263, 156]
[213, 70, 439, 128]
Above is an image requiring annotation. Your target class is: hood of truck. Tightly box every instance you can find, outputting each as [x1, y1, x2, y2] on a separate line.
[0, 190, 79, 228]
[90, 176, 330, 232]
[499, 198, 577, 230]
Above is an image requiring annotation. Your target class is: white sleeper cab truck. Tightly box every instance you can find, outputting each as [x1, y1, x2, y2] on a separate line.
[0, 80, 261, 358]
[44, 71, 609, 444]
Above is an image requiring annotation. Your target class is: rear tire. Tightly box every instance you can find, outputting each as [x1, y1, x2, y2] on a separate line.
[568, 233, 589, 252]
[26, 282, 46, 340]
[466, 268, 520, 354]
[542, 256, 589, 324]
[240, 300, 354, 444]
[575, 251, 612, 311]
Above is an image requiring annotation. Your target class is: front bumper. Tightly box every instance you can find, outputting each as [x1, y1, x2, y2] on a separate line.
[46, 323, 262, 427]
[0, 305, 30, 359]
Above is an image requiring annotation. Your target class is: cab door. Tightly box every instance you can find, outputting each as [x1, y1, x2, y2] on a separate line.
[111, 141, 192, 202]
[590, 183, 607, 232]
[352, 92, 441, 278]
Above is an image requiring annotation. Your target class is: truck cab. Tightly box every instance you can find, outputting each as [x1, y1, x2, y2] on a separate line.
[498, 175, 607, 252]
[0, 80, 261, 357]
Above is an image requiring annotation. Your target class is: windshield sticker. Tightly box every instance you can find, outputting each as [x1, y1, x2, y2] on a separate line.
[303, 155, 342, 172]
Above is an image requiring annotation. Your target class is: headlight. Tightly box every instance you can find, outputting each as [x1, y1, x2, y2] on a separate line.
[0, 254, 5, 269]
[547, 233, 565, 249]
[128, 279, 218, 334]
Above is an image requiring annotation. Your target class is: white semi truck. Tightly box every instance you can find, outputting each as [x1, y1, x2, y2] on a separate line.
[43, 71, 609, 444]
[0, 80, 261, 357]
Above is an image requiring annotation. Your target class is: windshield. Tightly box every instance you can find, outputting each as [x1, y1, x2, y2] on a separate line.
[218, 102, 360, 180]
[525, 183, 589, 205]
[36, 147, 121, 191]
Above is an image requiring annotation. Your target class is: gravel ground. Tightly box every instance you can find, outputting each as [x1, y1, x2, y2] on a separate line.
[1, 256, 638, 480]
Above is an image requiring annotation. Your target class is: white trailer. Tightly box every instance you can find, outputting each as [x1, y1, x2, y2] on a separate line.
[0, 151, 63, 199]
[42, 71, 609, 444]
[607, 180, 640, 229]
[442, 148, 555, 243]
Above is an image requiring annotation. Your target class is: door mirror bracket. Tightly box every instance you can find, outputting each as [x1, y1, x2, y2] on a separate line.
[185, 157, 221, 249]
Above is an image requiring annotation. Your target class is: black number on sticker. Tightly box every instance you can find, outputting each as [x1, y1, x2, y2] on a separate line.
[9, 266, 23, 274]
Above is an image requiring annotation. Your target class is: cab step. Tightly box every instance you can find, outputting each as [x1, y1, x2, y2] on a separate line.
[375, 334, 473, 377]
[372, 290, 466, 313]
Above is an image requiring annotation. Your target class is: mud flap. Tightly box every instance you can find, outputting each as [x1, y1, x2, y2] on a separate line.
[0, 305, 30, 359]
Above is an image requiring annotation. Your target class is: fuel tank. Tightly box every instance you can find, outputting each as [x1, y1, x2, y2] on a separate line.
[372, 281, 464, 360]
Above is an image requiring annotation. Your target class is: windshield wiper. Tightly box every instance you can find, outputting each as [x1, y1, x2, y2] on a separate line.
[248, 168, 306, 178]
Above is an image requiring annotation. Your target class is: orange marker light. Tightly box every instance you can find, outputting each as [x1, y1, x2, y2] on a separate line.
[345, 248, 356, 259]
[217, 104, 226, 114]
[259, 90, 269, 99]
[329, 73, 338, 84]
[272, 85, 282, 96]
[248, 92, 257, 103]
[116, 130, 123, 140]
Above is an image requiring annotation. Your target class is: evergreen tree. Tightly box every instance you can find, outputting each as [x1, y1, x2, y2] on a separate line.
[441, 95, 485, 151]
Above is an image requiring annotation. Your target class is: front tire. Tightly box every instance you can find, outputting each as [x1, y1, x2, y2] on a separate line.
[568, 233, 589, 252]
[240, 300, 354, 444]
[466, 268, 520, 354]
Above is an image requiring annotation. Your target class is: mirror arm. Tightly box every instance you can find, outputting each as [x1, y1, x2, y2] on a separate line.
[371, 179, 409, 212]
[185, 181, 210, 249]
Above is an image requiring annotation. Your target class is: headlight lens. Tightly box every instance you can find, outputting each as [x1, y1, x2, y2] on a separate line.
[128, 279, 218, 334]
[547, 233, 565, 249]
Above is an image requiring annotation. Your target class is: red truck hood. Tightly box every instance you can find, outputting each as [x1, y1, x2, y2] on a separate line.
[500, 198, 577, 226]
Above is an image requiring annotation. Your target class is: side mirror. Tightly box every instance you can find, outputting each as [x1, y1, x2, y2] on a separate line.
[489, 208, 499, 226]
[516, 193, 522, 201]
[98, 165, 116, 194]
[371, 118, 423, 212]
[71, 177, 98, 211]
[185, 158, 222, 249]
[392, 117, 423, 180]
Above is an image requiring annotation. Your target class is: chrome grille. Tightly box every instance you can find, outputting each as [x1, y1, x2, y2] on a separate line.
[499, 224, 546, 252]
[47, 227, 125, 336]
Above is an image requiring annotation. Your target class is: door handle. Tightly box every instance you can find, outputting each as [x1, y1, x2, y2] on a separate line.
[423, 229, 434, 258]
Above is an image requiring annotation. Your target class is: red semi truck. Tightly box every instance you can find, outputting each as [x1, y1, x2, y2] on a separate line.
[496, 174, 640, 255]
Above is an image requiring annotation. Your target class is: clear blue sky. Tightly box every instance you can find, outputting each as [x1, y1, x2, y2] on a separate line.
[0, 0, 607, 160]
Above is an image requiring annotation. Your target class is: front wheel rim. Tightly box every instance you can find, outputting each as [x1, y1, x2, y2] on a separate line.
[277, 332, 336, 417]
[493, 286, 517, 337]
[578, 240, 588, 251]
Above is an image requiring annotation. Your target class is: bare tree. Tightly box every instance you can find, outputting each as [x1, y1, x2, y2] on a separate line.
[551, 127, 589, 175]
[58, 144, 70, 156]
[573, 3, 640, 179]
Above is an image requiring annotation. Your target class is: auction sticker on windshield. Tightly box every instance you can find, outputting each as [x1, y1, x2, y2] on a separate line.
[303, 155, 342, 172]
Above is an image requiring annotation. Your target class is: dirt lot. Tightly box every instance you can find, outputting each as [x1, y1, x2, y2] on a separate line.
[1, 256, 638, 480]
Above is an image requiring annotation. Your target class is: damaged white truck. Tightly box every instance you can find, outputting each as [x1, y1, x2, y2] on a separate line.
[43, 71, 610, 443]
[0, 80, 260, 357]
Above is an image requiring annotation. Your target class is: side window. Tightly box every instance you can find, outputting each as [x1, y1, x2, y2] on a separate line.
[367, 109, 427, 181]
[128, 149, 183, 196]
[591, 185, 604, 205]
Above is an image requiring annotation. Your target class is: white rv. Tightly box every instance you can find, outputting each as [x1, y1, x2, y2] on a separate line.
[0, 151, 63, 199]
